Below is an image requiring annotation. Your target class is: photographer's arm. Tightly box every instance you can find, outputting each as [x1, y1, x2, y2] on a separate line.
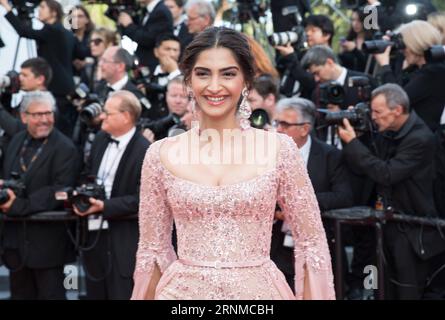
[3, 8, 50, 41]
[0, 104, 25, 137]
[120, 11, 172, 49]
[340, 120, 433, 186]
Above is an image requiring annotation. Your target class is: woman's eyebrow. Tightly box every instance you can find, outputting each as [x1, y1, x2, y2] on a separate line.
[193, 66, 240, 72]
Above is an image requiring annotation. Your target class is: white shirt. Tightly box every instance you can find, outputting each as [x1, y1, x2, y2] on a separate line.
[174, 14, 186, 32]
[96, 127, 136, 199]
[298, 135, 312, 166]
[335, 67, 348, 86]
[326, 67, 347, 149]
[109, 74, 129, 92]
[153, 65, 181, 86]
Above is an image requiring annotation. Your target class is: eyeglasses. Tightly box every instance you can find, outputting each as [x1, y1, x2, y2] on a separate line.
[89, 38, 104, 46]
[272, 120, 309, 129]
[25, 111, 54, 119]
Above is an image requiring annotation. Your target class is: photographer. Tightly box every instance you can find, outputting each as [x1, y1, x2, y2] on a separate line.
[0, 0, 78, 137]
[142, 34, 181, 120]
[374, 20, 445, 132]
[118, 0, 173, 72]
[0, 57, 52, 164]
[0, 91, 79, 299]
[142, 76, 188, 142]
[338, 83, 441, 299]
[275, 14, 334, 98]
[79, 28, 119, 94]
[164, 0, 193, 54]
[96, 46, 146, 105]
[301, 45, 374, 146]
[73, 90, 149, 300]
[339, 8, 375, 73]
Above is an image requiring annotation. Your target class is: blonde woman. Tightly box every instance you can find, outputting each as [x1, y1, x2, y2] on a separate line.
[374, 20, 445, 132]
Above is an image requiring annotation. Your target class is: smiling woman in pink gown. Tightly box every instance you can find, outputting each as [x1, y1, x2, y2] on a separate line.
[131, 27, 335, 300]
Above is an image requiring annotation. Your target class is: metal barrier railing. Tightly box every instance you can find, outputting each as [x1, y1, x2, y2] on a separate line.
[2, 208, 444, 299]
[322, 206, 445, 300]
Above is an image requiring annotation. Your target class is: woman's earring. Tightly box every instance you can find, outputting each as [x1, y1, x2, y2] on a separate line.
[188, 88, 196, 115]
[238, 87, 251, 130]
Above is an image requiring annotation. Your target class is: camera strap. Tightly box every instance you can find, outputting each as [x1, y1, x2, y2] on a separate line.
[19, 136, 48, 173]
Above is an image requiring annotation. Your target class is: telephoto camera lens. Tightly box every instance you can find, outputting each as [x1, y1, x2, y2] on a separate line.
[268, 31, 299, 46]
[80, 102, 103, 124]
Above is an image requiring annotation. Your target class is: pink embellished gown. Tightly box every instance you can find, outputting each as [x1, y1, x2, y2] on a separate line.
[131, 133, 335, 300]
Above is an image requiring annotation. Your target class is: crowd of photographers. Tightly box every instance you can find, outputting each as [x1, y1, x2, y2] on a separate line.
[0, 0, 444, 300]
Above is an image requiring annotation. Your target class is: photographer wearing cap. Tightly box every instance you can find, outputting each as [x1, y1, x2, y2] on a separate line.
[72, 90, 149, 299]
[338, 83, 443, 299]
[0, 91, 79, 299]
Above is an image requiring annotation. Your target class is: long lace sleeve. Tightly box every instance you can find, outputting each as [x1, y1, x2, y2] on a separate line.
[131, 141, 177, 300]
[276, 135, 335, 300]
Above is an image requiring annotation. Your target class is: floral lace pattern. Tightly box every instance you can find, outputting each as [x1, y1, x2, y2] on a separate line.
[131, 133, 335, 300]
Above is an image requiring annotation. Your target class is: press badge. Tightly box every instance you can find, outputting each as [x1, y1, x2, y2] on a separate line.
[88, 215, 109, 231]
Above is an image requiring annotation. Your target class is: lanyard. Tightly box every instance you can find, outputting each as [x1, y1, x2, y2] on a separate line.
[19, 136, 48, 173]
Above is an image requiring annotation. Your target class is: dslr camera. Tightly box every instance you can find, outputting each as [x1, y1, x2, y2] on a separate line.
[320, 102, 372, 132]
[424, 45, 445, 63]
[0, 71, 20, 95]
[319, 81, 345, 106]
[55, 183, 105, 213]
[69, 82, 105, 126]
[363, 32, 405, 54]
[268, 26, 305, 47]
[139, 113, 186, 138]
[318, 76, 373, 132]
[0, 173, 26, 205]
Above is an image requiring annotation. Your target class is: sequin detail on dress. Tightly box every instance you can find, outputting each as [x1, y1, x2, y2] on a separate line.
[131, 133, 335, 300]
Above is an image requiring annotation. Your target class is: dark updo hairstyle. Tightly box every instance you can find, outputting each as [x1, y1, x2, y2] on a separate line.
[179, 27, 255, 90]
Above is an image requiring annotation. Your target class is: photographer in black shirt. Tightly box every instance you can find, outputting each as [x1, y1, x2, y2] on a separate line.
[374, 20, 445, 133]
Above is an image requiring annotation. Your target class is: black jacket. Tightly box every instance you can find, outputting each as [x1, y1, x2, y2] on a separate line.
[378, 62, 445, 132]
[1, 129, 79, 268]
[84, 129, 150, 277]
[120, 1, 173, 72]
[5, 12, 75, 96]
[176, 21, 193, 56]
[342, 112, 437, 217]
